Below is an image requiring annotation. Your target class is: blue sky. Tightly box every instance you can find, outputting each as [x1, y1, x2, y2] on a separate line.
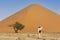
[0, 0, 60, 21]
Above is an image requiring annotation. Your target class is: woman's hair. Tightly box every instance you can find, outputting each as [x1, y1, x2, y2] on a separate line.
[38, 26, 41, 28]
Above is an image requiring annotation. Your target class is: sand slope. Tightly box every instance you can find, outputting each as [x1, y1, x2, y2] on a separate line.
[0, 4, 60, 33]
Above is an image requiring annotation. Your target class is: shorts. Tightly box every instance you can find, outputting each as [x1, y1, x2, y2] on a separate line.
[39, 30, 41, 33]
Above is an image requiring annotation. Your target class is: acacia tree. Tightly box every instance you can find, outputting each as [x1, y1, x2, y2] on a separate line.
[9, 22, 24, 33]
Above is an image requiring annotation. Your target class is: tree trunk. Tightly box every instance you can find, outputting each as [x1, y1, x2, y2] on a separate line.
[15, 30, 18, 33]
[14, 27, 18, 33]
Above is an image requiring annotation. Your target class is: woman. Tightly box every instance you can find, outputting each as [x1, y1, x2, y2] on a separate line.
[38, 26, 43, 38]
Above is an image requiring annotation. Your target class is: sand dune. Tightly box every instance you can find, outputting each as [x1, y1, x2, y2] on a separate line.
[0, 4, 60, 33]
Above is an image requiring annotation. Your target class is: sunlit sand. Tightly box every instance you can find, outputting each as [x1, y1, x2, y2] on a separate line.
[0, 33, 60, 40]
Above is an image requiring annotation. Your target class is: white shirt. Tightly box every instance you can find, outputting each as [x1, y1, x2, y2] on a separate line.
[38, 27, 43, 32]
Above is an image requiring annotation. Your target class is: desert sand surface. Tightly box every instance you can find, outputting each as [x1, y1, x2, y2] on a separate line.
[0, 33, 60, 40]
[0, 4, 60, 33]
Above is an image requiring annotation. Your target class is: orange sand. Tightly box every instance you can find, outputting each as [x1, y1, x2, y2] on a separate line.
[0, 4, 60, 33]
